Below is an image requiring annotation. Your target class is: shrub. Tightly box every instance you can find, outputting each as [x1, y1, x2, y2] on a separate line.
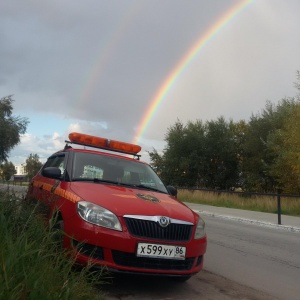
[0, 191, 106, 300]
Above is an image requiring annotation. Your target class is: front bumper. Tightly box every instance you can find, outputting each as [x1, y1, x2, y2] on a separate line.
[65, 214, 207, 276]
[72, 238, 204, 276]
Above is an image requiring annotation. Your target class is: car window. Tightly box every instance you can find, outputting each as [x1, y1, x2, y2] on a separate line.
[43, 154, 66, 175]
[72, 152, 168, 193]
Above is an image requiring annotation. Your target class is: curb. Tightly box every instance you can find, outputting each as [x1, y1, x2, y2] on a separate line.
[194, 210, 300, 233]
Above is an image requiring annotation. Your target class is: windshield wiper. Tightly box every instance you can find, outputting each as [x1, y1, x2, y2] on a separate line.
[124, 183, 165, 193]
[72, 178, 93, 182]
[93, 178, 118, 184]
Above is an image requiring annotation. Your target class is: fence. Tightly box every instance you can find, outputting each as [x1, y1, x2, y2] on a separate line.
[1, 177, 28, 186]
[180, 187, 300, 225]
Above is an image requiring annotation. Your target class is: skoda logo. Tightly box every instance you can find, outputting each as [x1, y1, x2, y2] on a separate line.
[158, 216, 170, 228]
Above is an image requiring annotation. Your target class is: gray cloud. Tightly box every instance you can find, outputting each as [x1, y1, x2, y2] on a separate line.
[1, 0, 300, 164]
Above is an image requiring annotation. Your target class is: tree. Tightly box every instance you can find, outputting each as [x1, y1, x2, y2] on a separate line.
[294, 70, 300, 93]
[267, 104, 300, 193]
[162, 119, 207, 187]
[149, 72, 300, 192]
[0, 161, 15, 181]
[148, 148, 165, 175]
[25, 153, 43, 180]
[203, 117, 240, 189]
[242, 98, 299, 192]
[149, 117, 241, 189]
[0, 95, 29, 163]
[156, 119, 189, 186]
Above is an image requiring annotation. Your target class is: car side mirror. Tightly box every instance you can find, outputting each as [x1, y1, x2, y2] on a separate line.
[42, 167, 62, 179]
[167, 185, 177, 198]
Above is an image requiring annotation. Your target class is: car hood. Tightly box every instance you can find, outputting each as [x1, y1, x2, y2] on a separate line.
[69, 182, 197, 223]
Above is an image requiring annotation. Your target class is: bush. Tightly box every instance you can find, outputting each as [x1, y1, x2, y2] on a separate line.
[0, 191, 106, 300]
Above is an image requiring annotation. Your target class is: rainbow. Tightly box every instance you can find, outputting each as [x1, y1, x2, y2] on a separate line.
[133, 0, 254, 145]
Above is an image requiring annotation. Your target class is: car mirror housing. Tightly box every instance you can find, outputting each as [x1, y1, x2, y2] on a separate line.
[167, 185, 177, 198]
[42, 167, 62, 179]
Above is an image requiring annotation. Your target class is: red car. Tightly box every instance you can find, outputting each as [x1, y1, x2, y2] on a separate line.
[26, 132, 207, 280]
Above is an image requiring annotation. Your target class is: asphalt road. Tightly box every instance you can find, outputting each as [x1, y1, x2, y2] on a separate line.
[203, 214, 300, 300]
[104, 212, 300, 300]
[0, 183, 28, 193]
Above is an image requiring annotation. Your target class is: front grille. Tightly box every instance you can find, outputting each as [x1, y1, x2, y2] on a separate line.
[124, 218, 193, 242]
[112, 250, 195, 271]
[73, 240, 104, 261]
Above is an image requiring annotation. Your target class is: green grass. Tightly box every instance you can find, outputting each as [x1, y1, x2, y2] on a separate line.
[0, 191, 108, 300]
[178, 189, 300, 217]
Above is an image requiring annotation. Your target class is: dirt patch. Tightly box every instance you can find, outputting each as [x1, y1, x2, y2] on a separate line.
[101, 270, 277, 300]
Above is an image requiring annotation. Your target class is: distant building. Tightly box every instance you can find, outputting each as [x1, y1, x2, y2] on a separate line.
[9, 164, 28, 183]
[14, 164, 27, 175]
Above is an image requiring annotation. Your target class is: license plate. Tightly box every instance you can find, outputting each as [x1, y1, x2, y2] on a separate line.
[137, 243, 186, 260]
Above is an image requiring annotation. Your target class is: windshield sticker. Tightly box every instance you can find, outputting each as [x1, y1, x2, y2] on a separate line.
[136, 194, 160, 203]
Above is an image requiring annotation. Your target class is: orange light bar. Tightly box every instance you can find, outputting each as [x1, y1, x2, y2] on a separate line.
[109, 139, 141, 155]
[68, 132, 141, 154]
[69, 132, 107, 148]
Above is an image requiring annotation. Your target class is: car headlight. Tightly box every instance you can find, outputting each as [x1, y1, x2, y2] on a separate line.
[77, 201, 122, 231]
[194, 216, 206, 239]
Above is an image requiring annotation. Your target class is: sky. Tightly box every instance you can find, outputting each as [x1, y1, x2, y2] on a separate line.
[1, 0, 300, 165]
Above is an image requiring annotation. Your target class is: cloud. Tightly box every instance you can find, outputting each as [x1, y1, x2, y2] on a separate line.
[1, 0, 300, 165]
[9, 132, 64, 164]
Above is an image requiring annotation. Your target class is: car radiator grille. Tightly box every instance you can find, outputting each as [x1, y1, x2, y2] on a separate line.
[112, 250, 195, 271]
[123, 217, 193, 242]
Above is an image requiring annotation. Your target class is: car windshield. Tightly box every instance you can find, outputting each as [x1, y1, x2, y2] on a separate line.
[71, 152, 168, 193]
